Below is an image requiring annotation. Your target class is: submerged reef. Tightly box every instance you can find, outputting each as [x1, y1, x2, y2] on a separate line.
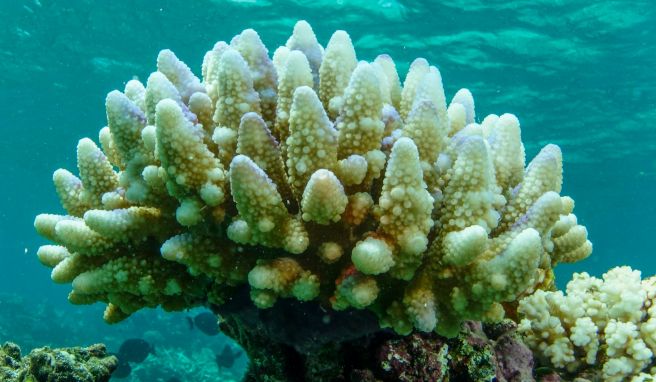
[33, 20, 593, 380]
[519, 266, 656, 381]
[120, 345, 241, 382]
[0, 342, 117, 382]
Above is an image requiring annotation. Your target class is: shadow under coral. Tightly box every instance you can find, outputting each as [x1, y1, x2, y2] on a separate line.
[214, 287, 534, 382]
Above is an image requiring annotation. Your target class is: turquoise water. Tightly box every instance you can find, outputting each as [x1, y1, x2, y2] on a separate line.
[0, 0, 654, 380]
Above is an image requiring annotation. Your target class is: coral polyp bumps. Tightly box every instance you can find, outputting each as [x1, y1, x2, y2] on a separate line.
[34, 21, 591, 336]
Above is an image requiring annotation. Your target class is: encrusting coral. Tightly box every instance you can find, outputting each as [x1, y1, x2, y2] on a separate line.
[518, 266, 656, 382]
[34, 20, 591, 337]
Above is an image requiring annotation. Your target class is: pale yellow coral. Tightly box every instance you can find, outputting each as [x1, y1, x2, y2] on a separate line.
[317, 242, 343, 264]
[76, 139, 120, 209]
[351, 237, 394, 275]
[71, 255, 200, 310]
[229, 154, 308, 254]
[231, 29, 278, 127]
[124, 79, 146, 112]
[550, 211, 593, 264]
[496, 144, 562, 233]
[399, 58, 429, 120]
[34, 214, 75, 242]
[342, 192, 373, 226]
[83, 207, 167, 239]
[105, 90, 160, 204]
[413, 67, 448, 121]
[401, 99, 448, 165]
[403, 280, 438, 332]
[370, 62, 392, 106]
[52, 170, 89, 217]
[271, 46, 290, 78]
[161, 232, 250, 283]
[336, 62, 385, 158]
[236, 112, 292, 203]
[285, 86, 337, 198]
[300, 169, 348, 225]
[450, 88, 475, 125]
[145, 71, 184, 125]
[332, 272, 379, 310]
[156, 99, 226, 210]
[33, 21, 590, 335]
[212, 48, 262, 164]
[213, 48, 262, 131]
[471, 228, 542, 303]
[375, 137, 434, 279]
[105, 90, 149, 164]
[156, 49, 204, 103]
[285, 20, 323, 88]
[374, 54, 402, 111]
[273, 50, 313, 149]
[447, 102, 467, 136]
[335, 154, 368, 186]
[51, 252, 103, 284]
[436, 135, 503, 235]
[519, 267, 656, 381]
[248, 257, 319, 308]
[202, 41, 229, 106]
[319, 30, 357, 119]
[442, 225, 488, 266]
[54, 219, 120, 256]
[487, 113, 525, 194]
[188, 92, 215, 136]
[36, 245, 69, 268]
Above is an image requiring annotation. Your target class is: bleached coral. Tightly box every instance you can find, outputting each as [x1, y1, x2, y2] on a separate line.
[34, 21, 591, 336]
[518, 267, 656, 381]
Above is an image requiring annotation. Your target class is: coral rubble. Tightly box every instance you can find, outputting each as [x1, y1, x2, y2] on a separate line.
[0, 342, 117, 382]
[34, 20, 591, 340]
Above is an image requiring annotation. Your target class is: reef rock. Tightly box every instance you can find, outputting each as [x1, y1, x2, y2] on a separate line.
[0, 342, 117, 382]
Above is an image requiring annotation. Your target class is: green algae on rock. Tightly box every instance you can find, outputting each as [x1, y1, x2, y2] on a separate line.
[0, 342, 117, 382]
[34, 20, 591, 338]
[219, 314, 533, 381]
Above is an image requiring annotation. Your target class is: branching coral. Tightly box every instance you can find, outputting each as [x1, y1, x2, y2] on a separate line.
[34, 21, 591, 336]
[518, 267, 656, 381]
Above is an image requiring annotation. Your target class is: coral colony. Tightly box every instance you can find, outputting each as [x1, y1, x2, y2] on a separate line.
[32, 20, 654, 381]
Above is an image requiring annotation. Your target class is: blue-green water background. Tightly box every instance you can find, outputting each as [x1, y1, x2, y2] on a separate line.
[0, 0, 654, 379]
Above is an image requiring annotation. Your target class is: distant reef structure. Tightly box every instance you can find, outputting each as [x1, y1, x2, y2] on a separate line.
[34, 21, 596, 380]
[0, 342, 117, 382]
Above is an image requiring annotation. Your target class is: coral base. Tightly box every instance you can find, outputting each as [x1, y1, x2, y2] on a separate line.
[215, 293, 535, 382]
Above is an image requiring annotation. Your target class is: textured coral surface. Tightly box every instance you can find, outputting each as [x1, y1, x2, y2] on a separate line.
[519, 266, 656, 381]
[34, 21, 591, 337]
